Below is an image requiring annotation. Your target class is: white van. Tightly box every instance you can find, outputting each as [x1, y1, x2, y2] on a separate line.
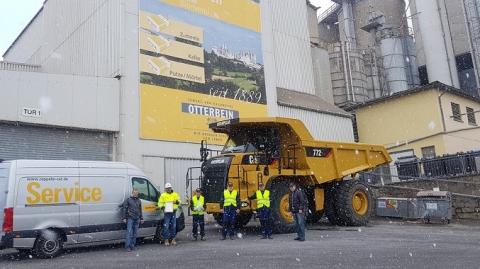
[0, 160, 185, 258]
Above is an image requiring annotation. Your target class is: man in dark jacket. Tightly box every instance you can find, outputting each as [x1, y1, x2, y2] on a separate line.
[289, 183, 307, 241]
[123, 189, 144, 251]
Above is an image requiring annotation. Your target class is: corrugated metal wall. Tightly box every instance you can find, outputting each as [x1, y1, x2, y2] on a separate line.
[3, 10, 44, 64]
[0, 123, 113, 161]
[164, 158, 202, 203]
[269, 0, 316, 95]
[278, 105, 354, 142]
[40, 0, 122, 76]
[5, 0, 122, 77]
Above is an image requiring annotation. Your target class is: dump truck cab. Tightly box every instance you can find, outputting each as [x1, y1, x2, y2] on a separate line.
[194, 117, 392, 232]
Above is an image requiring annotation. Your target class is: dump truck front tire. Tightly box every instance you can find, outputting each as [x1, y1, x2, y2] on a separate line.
[270, 181, 296, 233]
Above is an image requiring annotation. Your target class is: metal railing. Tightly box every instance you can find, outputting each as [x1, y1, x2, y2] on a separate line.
[360, 150, 480, 184]
[317, 3, 340, 23]
[0, 61, 41, 72]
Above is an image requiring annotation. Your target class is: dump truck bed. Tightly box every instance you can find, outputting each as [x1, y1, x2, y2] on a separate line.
[209, 117, 392, 184]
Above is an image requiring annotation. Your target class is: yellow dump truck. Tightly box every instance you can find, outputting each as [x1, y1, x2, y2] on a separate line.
[190, 117, 391, 232]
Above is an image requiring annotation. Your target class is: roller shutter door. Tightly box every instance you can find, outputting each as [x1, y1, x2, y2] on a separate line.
[0, 123, 113, 161]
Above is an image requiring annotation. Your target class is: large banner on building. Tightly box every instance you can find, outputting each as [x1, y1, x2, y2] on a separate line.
[139, 0, 266, 144]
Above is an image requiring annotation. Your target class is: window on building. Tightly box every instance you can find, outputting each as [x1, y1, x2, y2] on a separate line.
[451, 102, 462, 122]
[418, 65, 429, 86]
[466, 107, 477, 125]
[421, 146, 436, 159]
[455, 53, 479, 97]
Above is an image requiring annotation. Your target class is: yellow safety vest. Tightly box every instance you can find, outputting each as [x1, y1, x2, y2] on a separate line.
[191, 195, 205, 216]
[157, 191, 181, 210]
[223, 190, 238, 207]
[256, 190, 270, 208]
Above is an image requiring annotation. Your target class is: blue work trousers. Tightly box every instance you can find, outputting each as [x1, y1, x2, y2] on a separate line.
[257, 207, 272, 236]
[192, 215, 205, 238]
[125, 218, 140, 249]
[163, 212, 177, 240]
[222, 207, 237, 237]
[293, 212, 305, 240]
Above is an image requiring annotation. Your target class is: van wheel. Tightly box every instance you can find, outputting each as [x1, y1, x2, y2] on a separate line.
[153, 224, 164, 244]
[34, 230, 63, 258]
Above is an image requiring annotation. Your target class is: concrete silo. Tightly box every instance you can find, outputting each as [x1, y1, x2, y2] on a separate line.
[322, 0, 419, 106]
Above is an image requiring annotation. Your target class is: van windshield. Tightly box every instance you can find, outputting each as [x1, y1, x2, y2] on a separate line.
[0, 163, 8, 178]
[0, 162, 10, 215]
[221, 127, 278, 154]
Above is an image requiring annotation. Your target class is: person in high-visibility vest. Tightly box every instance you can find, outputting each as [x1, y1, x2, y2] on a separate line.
[157, 183, 181, 246]
[219, 182, 240, 240]
[246, 182, 273, 239]
[190, 188, 206, 241]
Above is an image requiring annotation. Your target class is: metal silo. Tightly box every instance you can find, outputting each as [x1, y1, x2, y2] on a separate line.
[363, 50, 382, 99]
[401, 35, 421, 89]
[329, 43, 369, 106]
[329, 43, 350, 104]
[380, 36, 408, 93]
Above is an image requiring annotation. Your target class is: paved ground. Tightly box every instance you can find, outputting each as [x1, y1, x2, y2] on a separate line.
[1, 216, 480, 269]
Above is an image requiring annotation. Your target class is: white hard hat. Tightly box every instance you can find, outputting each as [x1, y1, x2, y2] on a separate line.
[165, 183, 172, 188]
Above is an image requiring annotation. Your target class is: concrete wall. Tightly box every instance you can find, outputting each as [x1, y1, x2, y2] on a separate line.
[318, 22, 340, 45]
[335, 0, 407, 50]
[0, 70, 119, 131]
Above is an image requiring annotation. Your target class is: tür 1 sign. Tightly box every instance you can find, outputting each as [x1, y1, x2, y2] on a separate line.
[22, 108, 42, 118]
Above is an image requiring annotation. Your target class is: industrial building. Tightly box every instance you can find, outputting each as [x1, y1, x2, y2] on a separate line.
[3, 0, 480, 196]
[0, 0, 353, 201]
[317, 0, 480, 109]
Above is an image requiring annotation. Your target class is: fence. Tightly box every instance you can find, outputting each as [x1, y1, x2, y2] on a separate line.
[359, 150, 480, 184]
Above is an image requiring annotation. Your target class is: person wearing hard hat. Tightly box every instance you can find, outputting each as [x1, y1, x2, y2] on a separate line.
[246, 182, 273, 239]
[190, 188, 206, 241]
[219, 182, 240, 240]
[158, 183, 181, 246]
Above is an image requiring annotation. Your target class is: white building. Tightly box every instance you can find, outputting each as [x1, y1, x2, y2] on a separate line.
[0, 0, 353, 201]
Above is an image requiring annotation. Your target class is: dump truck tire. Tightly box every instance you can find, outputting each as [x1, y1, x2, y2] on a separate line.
[214, 213, 252, 228]
[236, 213, 253, 227]
[336, 180, 372, 226]
[306, 210, 324, 223]
[270, 181, 296, 233]
[324, 182, 342, 225]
